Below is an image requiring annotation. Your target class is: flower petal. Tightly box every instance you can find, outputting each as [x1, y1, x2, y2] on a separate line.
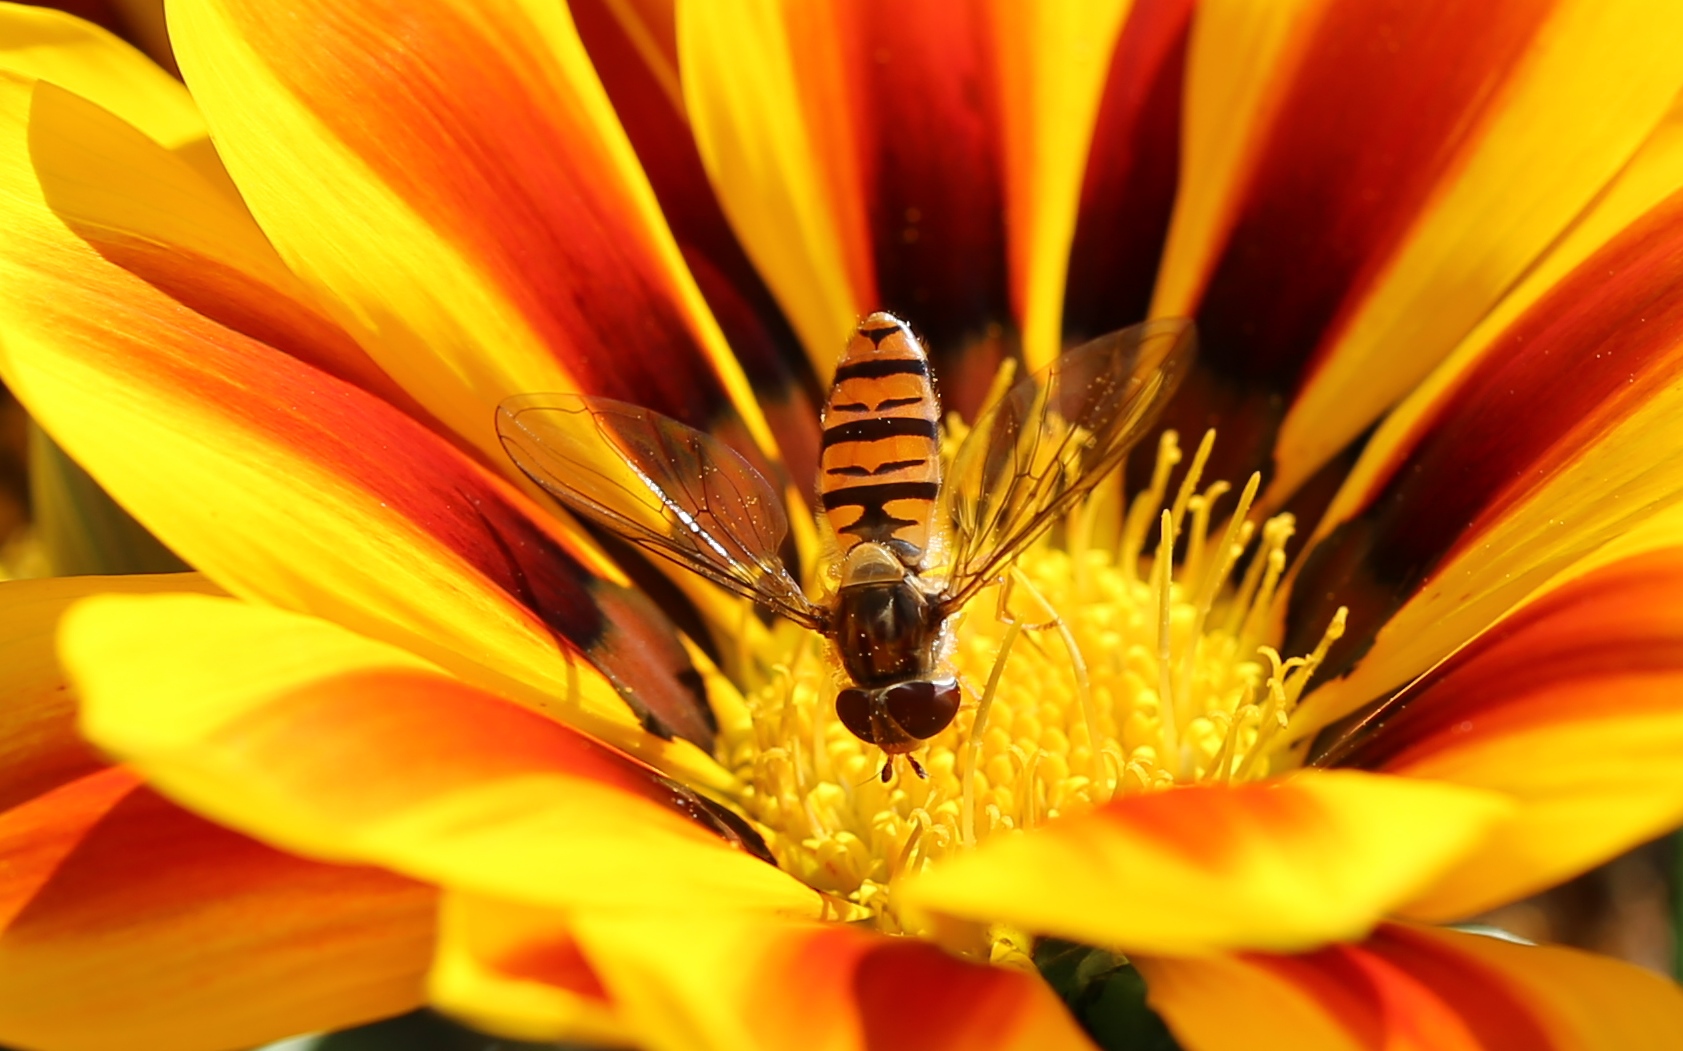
[679, 0, 875, 372]
[1139, 924, 1683, 1051]
[429, 892, 629, 1046]
[1288, 101, 1683, 725]
[0, 71, 722, 763]
[66, 593, 822, 916]
[571, 0, 823, 488]
[901, 770, 1508, 956]
[568, 911, 1096, 1051]
[1059, 0, 1192, 350]
[0, 573, 218, 812]
[1153, 0, 1683, 492]
[685, 0, 1076, 401]
[0, 2, 199, 148]
[169, 0, 775, 464]
[0, 69, 423, 409]
[994, 0, 1140, 371]
[0, 766, 435, 1051]
[1317, 546, 1683, 921]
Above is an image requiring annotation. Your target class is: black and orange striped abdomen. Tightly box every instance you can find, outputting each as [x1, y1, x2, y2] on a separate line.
[819, 312, 942, 559]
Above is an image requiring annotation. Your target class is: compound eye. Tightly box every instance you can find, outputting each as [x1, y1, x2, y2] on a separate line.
[883, 679, 961, 740]
[835, 687, 879, 745]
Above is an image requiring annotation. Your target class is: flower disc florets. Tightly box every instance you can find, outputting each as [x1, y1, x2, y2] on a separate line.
[718, 429, 1346, 939]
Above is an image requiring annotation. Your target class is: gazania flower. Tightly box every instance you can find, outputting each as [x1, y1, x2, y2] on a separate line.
[3, 0, 1683, 1048]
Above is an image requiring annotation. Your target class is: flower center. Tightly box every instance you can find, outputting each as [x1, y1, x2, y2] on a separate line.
[716, 429, 1346, 937]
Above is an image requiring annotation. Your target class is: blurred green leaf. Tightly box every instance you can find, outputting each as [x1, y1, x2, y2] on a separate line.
[1035, 938, 1182, 1051]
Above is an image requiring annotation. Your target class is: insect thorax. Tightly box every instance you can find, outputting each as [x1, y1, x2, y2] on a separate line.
[831, 543, 943, 688]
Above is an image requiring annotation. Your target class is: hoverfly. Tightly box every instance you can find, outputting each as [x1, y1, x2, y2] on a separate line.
[498, 313, 1193, 781]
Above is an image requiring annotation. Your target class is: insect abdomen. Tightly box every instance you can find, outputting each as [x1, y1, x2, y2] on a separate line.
[819, 313, 942, 559]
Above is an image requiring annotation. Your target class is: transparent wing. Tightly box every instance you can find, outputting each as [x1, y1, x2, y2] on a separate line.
[940, 318, 1195, 610]
[498, 394, 826, 630]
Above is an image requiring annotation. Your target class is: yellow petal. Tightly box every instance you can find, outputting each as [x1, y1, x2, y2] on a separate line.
[0, 70, 723, 775]
[429, 893, 630, 1047]
[0, 1, 200, 148]
[992, 0, 1135, 370]
[0, 767, 435, 1051]
[678, 0, 870, 372]
[1150, 0, 1325, 320]
[1269, 0, 1683, 499]
[1293, 93, 1683, 728]
[571, 911, 1096, 1051]
[65, 593, 821, 917]
[1141, 924, 1683, 1051]
[0, 573, 219, 812]
[902, 770, 1508, 956]
[1315, 546, 1683, 920]
[170, 0, 773, 464]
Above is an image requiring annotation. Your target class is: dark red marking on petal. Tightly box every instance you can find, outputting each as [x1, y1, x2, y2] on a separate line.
[852, 938, 1052, 1051]
[498, 934, 611, 1002]
[1286, 187, 1683, 685]
[1322, 548, 1683, 770]
[1062, 0, 1193, 344]
[571, 0, 824, 490]
[1161, 0, 1556, 488]
[1250, 929, 1557, 1050]
[95, 296, 715, 748]
[843, 2, 1012, 409]
[223, 0, 739, 433]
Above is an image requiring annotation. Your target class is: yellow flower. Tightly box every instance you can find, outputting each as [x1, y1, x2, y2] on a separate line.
[2, 1, 1683, 1049]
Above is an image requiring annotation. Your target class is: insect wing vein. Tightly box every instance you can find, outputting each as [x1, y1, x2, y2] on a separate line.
[939, 319, 1195, 610]
[497, 394, 823, 628]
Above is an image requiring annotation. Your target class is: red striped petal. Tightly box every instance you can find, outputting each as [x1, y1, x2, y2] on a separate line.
[571, 0, 822, 488]
[171, 0, 777, 466]
[1287, 172, 1683, 717]
[689, 0, 1018, 400]
[1142, 924, 1683, 1051]
[1153, 0, 1683, 494]
[0, 70, 719, 759]
[0, 767, 435, 1051]
[1314, 547, 1683, 920]
[843, 1, 1010, 403]
[1060, 0, 1192, 346]
[568, 912, 1097, 1051]
[67, 594, 816, 916]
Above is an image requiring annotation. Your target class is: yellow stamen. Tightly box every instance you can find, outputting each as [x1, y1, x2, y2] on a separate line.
[717, 430, 1344, 944]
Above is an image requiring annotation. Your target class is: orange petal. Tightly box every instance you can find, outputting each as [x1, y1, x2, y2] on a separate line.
[1153, 0, 1683, 493]
[901, 770, 1508, 956]
[1139, 924, 1683, 1051]
[568, 911, 1096, 1051]
[1288, 97, 1683, 727]
[429, 893, 629, 1046]
[1315, 547, 1683, 920]
[0, 573, 219, 812]
[571, 0, 822, 489]
[1060, 0, 1192, 350]
[169, 0, 775, 465]
[0, 767, 435, 1051]
[65, 593, 822, 916]
[0, 70, 721, 765]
